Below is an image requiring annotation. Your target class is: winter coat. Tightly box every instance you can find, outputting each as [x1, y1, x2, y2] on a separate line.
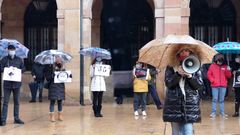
[207, 63, 232, 88]
[90, 62, 106, 92]
[0, 55, 25, 89]
[133, 68, 151, 93]
[163, 66, 202, 123]
[45, 64, 65, 100]
[31, 63, 45, 82]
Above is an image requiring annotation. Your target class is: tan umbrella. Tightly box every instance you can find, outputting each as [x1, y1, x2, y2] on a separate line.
[138, 34, 218, 70]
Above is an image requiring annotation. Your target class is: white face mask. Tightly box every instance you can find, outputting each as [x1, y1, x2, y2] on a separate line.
[8, 50, 15, 57]
[96, 57, 102, 62]
[235, 58, 240, 63]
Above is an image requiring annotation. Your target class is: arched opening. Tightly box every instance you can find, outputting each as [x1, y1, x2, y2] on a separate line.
[100, 0, 154, 71]
[190, 0, 236, 46]
[24, 0, 57, 70]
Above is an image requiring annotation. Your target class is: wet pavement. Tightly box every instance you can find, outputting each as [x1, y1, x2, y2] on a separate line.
[0, 99, 240, 135]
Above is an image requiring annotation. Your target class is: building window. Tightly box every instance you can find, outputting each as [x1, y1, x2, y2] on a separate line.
[24, 0, 57, 70]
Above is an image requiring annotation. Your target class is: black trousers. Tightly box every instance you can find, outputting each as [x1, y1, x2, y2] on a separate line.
[92, 91, 103, 107]
[234, 88, 240, 103]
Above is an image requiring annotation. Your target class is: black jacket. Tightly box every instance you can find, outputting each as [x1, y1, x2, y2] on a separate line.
[0, 55, 25, 89]
[44, 64, 65, 100]
[163, 66, 202, 123]
[31, 63, 45, 82]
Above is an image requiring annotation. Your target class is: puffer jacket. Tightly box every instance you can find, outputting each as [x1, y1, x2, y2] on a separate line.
[207, 63, 231, 88]
[163, 66, 202, 123]
[45, 64, 65, 100]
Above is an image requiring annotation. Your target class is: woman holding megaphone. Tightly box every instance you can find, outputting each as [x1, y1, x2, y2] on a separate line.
[163, 48, 202, 135]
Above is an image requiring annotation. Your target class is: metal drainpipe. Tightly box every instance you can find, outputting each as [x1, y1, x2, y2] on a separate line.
[80, 0, 84, 105]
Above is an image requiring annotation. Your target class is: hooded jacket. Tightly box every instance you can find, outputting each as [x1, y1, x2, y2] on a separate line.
[207, 63, 231, 88]
[163, 66, 202, 123]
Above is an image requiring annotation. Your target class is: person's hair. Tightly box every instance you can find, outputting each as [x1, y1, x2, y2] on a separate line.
[213, 53, 224, 63]
[8, 44, 16, 50]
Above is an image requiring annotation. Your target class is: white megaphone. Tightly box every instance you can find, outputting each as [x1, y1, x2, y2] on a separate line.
[182, 55, 201, 74]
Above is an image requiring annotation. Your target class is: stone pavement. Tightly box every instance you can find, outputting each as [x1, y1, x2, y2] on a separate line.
[0, 99, 240, 135]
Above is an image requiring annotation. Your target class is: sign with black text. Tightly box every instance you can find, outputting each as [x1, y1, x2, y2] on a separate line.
[94, 64, 111, 76]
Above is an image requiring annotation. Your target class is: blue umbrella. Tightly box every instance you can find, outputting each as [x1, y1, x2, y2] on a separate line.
[0, 38, 29, 58]
[80, 47, 111, 60]
[213, 42, 240, 54]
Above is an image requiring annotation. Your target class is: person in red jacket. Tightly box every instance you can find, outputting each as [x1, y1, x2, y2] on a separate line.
[207, 53, 232, 118]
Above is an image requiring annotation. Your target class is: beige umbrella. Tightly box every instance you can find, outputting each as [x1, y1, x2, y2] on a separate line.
[138, 34, 218, 70]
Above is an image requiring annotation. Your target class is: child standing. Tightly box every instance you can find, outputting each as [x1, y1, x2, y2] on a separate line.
[45, 56, 65, 122]
[133, 62, 151, 116]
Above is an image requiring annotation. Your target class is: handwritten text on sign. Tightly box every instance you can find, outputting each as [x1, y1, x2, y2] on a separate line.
[94, 64, 111, 76]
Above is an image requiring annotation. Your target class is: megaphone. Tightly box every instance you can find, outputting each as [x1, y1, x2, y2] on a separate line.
[182, 55, 201, 74]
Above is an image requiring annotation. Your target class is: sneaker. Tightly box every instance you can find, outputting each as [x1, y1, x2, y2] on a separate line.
[221, 114, 228, 118]
[134, 111, 139, 116]
[142, 111, 147, 116]
[210, 113, 216, 118]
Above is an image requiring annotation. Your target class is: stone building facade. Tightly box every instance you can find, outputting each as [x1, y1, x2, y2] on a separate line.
[0, 0, 240, 102]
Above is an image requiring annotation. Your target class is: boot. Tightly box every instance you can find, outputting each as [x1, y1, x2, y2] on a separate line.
[97, 105, 103, 117]
[49, 112, 55, 122]
[92, 105, 98, 117]
[58, 112, 63, 121]
[232, 102, 239, 117]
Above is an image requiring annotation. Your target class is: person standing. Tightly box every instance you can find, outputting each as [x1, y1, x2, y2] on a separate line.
[44, 56, 65, 122]
[147, 65, 162, 109]
[207, 53, 232, 118]
[90, 57, 108, 117]
[30, 62, 45, 102]
[133, 62, 151, 116]
[231, 54, 240, 117]
[0, 44, 25, 126]
[163, 48, 202, 135]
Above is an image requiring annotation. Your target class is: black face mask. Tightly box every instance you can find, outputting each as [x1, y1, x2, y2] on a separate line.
[56, 63, 62, 68]
[217, 58, 224, 63]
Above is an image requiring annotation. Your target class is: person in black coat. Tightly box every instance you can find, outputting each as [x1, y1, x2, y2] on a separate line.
[163, 48, 202, 135]
[231, 54, 240, 117]
[44, 56, 65, 122]
[0, 44, 25, 126]
[30, 62, 45, 102]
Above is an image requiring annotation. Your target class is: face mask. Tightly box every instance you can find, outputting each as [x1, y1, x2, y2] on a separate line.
[56, 63, 62, 68]
[217, 58, 224, 63]
[136, 63, 142, 68]
[96, 57, 102, 62]
[236, 58, 240, 63]
[8, 50, 15, 57]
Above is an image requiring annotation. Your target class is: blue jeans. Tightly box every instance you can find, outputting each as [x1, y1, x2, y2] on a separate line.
[211, 87, 226, 115]
[32, 81, 43, 101]
[1, 88, 21, 121]
[49, 100, 62, 112]
[133, 92, 147, 111]
[171, 122, 193, 135]
[148, 84, 162, 107]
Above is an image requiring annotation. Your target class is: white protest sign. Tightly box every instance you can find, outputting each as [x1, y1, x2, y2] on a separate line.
[3, 67, 22, 82]
[94, 64, 111, 76]
[54, 71, 72, 83]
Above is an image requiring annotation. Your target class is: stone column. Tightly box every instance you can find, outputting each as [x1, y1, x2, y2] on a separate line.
[155, 8, 164, 39]
[164, 0, 182, 35]
[57, 10, 65, 50]
[82, 17, 92, 104]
